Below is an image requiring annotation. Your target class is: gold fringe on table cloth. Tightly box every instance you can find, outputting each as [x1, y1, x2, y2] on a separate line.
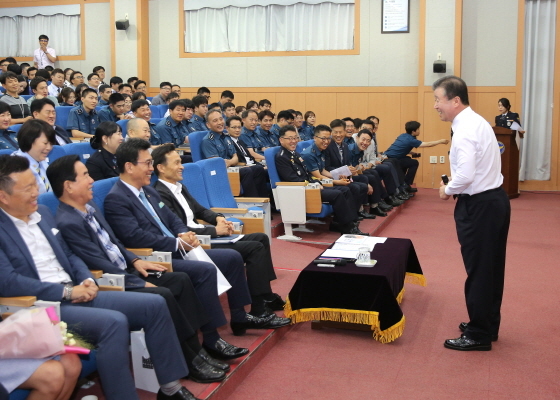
[405, 272, 427, 286]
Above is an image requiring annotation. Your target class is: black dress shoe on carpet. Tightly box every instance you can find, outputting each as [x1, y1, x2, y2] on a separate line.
[370, 206, 387, 217]
[378, 201, 393, 211]
[262, 315, 291, 329]
[188, 355, 225, 383]
[231, 313, 276, 336]
[396, 192, 410, 201]
[444, 335, 492, 351]
[264, 293, 286, 311]
[387, 196, 404, 206]
[157, 387, 200, 400]
[359, 211, 376, 219]
[459, 322, 498, 342]
[199, 348, 230, 372]
[405, 185, 418, 193]
[348, 226, 370, 236]
[202, 338, 249, 360]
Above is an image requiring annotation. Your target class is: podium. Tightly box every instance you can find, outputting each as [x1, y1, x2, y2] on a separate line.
[493, 126, 519, 199]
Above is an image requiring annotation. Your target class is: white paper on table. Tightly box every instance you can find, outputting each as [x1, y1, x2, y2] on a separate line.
[332, 242, 376, 252]
[330, 165, 352, 181]
[321, 248, 360, 259]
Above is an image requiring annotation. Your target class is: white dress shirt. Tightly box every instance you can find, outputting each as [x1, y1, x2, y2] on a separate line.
[1, 209, 72, 283]
[48, 83, 63, 98]
[445, 107, 503, 196]
[33, 47, 56, 69]
[158, 179, 205, 229]
[230, 137, 254, 165]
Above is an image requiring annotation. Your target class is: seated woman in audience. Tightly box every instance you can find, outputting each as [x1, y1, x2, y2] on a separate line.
[85, 121, 123, 181]
[12, 119, 56, 194]
[57, 87, 76, 107]
[246, 100, 258, 111]
[73, 83, 89, 107]
[122, 93, 134, 117]
[301, 111, 316, 140]
[131, 91, 147, 102]
[235, 105, 246, 116]
[0, 103, 18, 151]
[63, 68, 74, 88]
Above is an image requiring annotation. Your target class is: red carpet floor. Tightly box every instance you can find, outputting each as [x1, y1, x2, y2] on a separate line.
[225, 189, 560, 400]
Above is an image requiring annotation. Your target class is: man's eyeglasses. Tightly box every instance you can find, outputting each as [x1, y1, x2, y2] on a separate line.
[315, 136, 331, 142]
[135, 159, 154, 167]
[281, 136, 299, 141]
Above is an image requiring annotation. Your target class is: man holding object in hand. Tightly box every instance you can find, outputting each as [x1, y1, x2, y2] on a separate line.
[34, 35, 58, 69]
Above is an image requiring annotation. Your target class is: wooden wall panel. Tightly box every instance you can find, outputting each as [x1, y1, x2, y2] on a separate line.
[305, 93, 337, 126]
[336, 93, 369, 120]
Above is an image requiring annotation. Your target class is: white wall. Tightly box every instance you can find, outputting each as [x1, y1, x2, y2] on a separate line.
[424, 0, 456, 86]
[461, 0, 518, 86]
[149, 0, 421, 87]
[114, 0, 138, 80]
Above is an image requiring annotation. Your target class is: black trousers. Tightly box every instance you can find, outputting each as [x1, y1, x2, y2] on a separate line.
[240, 164, 269, 197]
[454, 187, 510, 343]
[212, 233, 277, 296]
[130, 271, 208, 342]
[382, 158, 406, 187]
[372, 163, 398, 195]
[320, 186, 356, 225]
[362, 170, 387, 203]
[389, 157, 419, 186]
[339, 182, 367, 210]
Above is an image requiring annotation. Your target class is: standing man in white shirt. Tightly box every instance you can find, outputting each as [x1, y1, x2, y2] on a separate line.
[33, 35, 58, 69]
[435, 75, 511, 352]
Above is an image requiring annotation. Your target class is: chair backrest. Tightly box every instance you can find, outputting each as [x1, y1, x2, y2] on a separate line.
[63, 142, 96, 163]
[157, 104, 169, 116]
[151, 118, 162, 126]
[198, 157, 238, 208]
[117, 119, 128, 138]
[0, 149, 14, 156]
[181, 162, 210, 209]
[188, 130, 208, 162]
[264, 146, 282, 189]
[47, 145, 67, 163]
[296, 139, 314, 154]
[38, 191, 60, 216]
[55, 106, 73, 129]
[92, 177, 119, 215]
[8, 124, 21, 134]
[149, 105, 161, 118]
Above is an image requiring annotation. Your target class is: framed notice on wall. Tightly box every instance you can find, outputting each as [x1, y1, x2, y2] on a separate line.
[382, 0, 410, 33]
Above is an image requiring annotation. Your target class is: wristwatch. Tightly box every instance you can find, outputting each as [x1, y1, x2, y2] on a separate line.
[63, 283, 74, 301]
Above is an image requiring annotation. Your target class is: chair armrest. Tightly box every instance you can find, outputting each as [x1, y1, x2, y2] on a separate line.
[227, 171, 241, 196]
[210, 207, 249, 214]
[276, 182, 307, 186]
[150, 261, 174, 272]
[305, 188, 323, 213]
[98, 285, 124, 291]
[90, 270, 103, 279]
[0, 296, 37, 307]
[126, 248, 153, 256]
[234, 197, 270, 203]
[322, 183, 334, 187]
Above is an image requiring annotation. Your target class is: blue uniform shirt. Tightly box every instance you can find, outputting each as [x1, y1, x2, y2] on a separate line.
[257, 126, 279, 146]
[66, 104, 100, 135]
[298, 125, 313, 141]
[155, 116, 188, 147]
[0, 129, 19, 150]
[201, 131, 236, 159]
[148, 121, 164, 146]
[384, 133, 422, 159]
[98, 106, 120, 122]
[190, 114, 207, 132]
[344, 136, 355, 146]
[270, 124, 281, 138]
[183, 120, 197, 134]
[98, 99, 109, 106]
[301, 142, 325, 173]
[240, 127, 268, 155]
[348, 143, 363, 167]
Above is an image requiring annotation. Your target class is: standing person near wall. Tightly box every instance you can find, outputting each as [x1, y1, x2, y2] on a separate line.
[33, 35, 58, 69]
[435, 75, 511, 351]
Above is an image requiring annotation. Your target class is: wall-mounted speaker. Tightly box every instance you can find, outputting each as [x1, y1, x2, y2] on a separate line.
[433, 61, 446, 73]
[116, 19, 130, 31]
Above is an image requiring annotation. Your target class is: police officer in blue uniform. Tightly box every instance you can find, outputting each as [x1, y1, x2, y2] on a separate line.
[0, 102, 18, 150]
[257, 110, 279, 147]
[155, 100, 190, 147]
[239, 110, 268, 162]
[98, 93, 126, 123]
[275, 125, 367, 235]
[190, 95, 209, 132]
[201, 109, 268, 197]
[66, 88, 100, 138]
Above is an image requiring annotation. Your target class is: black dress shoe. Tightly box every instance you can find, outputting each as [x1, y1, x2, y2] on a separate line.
[188, 355, 225, 383]
[378, 201, 393, 211]
[230, 313, 276, 336]
[202, 338, 249, 360]
[459, 322, 498, 342]
[359, 211, 376, 219]
[157, 387, 200, 400]
[444, 335, 491, 351]
[263, 315, 291, 329]
[199, 348, 230, 372]
[396, 192, 410, 201]
[264, 293, 286, 311]
[348, 226, 370, 236]
[387, 196, 404, 206]
[406, 186, 418, 193]
[370, 206, 387, 217]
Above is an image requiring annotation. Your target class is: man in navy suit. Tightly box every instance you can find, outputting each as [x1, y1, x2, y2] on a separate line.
[103, 139, 289, 351]
[47, 155, 230, 382]
[0, 155, 198, 400]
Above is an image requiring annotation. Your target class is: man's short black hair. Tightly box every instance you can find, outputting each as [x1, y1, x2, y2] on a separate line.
[27, 67, 37, 75]
[134, 80, 146, 89]
[183, 98, 194, 110]
[330, 119, 345, 130]
[69, 70, 82, 82]
[0, 72, 18, 85]
[223, 102, 235, 110]
[127, 77, 139, 84]
[118, 83, 132, 92]
[353, 118, 363, 129]
[226, 115, 242, 127]
[44, 66, 54, 72]
[99, 84, 111, 93]
[132, 92, 147, 101]
[360, 119, 374, 128]
[192, 95, 208, 108]
[110, 76, 123, 85]
[30, 77, 47, 91]
[166, 93, 180, 103]
[197, 87, 210, 95]
[30, 97, 56, 115]
[314, 124, 331, 136]
[356, 129, 373, 139]
[258, 110, 274, 120]
[20, 62, 30, 68]
[39, 34, 49, 41]
[51, 68, 64, 77]
[5, 57, 16, 64]
[46, 155, 81, 198]
[109, 93, 125, 105]
[279, 125, 297, 137]
[115, 138, 152, 174]
[131, 99, 150, 113]
[87, 73, 99, 81]
[18, 119, 56, 152]
[294, 111, 303, 118]
[35, 69, 51, 80]
[7, 64, 22, 75]
[277, 110, 294, 122]
[405, 121, 421, 134]
[152, 144, 177, 177]
[93, 66, 105, 74]
[0, 155, 30, 194]
[241, 109, 258, 119]
[258, 99, 271, 107]
[81, 88, 98, 99]
[159, 81, 172, 89]
[342, 117, 354, 124]
[17, 75, 26, 83]
[432, 75, 470, 106]
[208, 102, 221, 111]
[169, 100, 187, 111]
[221, 90, 234, 99]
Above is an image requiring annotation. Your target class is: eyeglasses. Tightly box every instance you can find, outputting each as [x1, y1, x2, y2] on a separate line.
[281, 136, 299, 141]
[74, 76, 83, 79]
[0, 64, 9, 67]
[315, 136, 331, 142]
[135, 159, 154, 167]
[39, 39, 49, 43]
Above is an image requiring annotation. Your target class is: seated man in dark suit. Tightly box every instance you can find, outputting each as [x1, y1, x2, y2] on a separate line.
[104, 139, 289, 347]
[0, 155, 198, 400]
[152, 144, 284, 314]
[47, 155, 229, 383]
[275, 125, 367, 235]
[30, 98, 72, 145]
[226, 115, 265, 168]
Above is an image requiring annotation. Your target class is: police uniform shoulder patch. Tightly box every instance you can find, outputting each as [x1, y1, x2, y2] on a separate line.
[209, 133, 215, 140]
[166, 120, 171, 126]
[76, 108, 83, 114]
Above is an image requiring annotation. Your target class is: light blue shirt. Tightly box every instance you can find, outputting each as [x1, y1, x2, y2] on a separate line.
[12, 149, 50, 194]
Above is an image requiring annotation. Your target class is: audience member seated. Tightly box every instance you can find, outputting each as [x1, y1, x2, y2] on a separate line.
[133, 80, 147, 95]
[222, 101, 236, 119]
[0, 154, 200, 400]
[57, 87, 76, 107]
[294, 111, 311, 140]
[201, 110, 269, 197]
[258, 99, 272, 112]
[72, 83, 89, 108]
[197, 86, 211, 99]
[26, 67, 38, 81]
[172, 84, 181, 94]
[85, 121, 123, 180]
[98, 93, 129, 122]
[87, 73, 101, 94]
[67, 88, 100, 138]
[246, 101, 258, 111]
[67, 70, 84, 91]
[151, 81, 172, 105]
[181, 98, 196, 134]
[257, 110, 279, 146]
[342, 117, 356, 145]
[109, 76, 122, 92]
[48, 68, 65, 97]
[240, 109, 267, 162]
[0, 103, 18, 150]
[131, 100, 162, 143]
[235, 105, 246, 116]
[301, 111, 316, 140]
[47, 155, 229, 384]
[127, 77, 138, 90]
[93, 65, 107, 85]
[104, 139, 287, 350]
[275, 125, 366, 235]
[155, 100, 190, 146]
[226, 116, 260, 168]
[63, 67, 73, 88]
[27, 77, 60, 107]
[190, 95, 209, 132]
[98, 84, 112, 106]
[17, 74, 31, 96]
[11, 119, 55, 194]
[270, 110, 294, 138]
[31, 98, 72, 145]
[0, 72, 32, 124]
[118, 83, 133, 96]
[218, 90, 234, 109]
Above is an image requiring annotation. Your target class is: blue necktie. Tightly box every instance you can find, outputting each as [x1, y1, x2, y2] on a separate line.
[138, 192, 175, 237]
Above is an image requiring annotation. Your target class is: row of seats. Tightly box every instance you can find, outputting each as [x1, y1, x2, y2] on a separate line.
[0, 142, 95, 163]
